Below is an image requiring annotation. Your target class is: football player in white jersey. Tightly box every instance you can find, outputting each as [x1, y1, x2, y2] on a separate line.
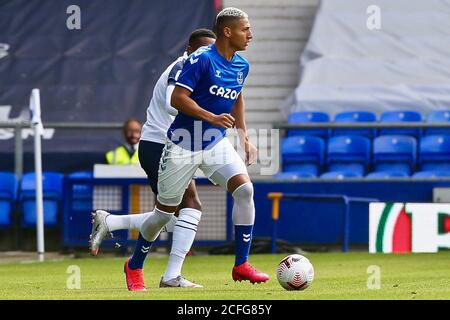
[89, 29, 216, 290]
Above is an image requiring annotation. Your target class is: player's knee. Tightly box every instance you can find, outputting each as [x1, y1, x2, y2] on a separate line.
[231, 182, 255, 225]
[232, 182, 254, 202]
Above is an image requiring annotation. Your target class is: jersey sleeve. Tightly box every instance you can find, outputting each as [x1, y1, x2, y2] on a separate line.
[175, 52, 210, 92]
[244, 62, 250, 80]
[167, 60, 184, 86]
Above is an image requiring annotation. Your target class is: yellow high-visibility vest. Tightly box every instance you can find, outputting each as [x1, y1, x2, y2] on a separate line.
[105, 145, 139, 165]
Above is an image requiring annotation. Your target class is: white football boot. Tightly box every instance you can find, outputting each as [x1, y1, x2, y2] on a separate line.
[89, 209, 113, 255]
[159, 275, 203, 288]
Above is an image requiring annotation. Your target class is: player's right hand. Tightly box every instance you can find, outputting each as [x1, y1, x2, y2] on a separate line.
[210, 113, 235, 129]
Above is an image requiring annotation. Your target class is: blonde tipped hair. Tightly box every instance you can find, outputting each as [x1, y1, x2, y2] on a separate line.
[214, 7, 249, 36]
[216, 7, 248, 20]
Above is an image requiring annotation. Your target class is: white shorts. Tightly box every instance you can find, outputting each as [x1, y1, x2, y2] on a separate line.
[157, 137, 248, 206]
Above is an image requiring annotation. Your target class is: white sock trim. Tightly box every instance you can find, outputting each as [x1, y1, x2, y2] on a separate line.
[175, 208, 201, 232]
[178, 208, 202, 220]
[155, 207, 175, 216]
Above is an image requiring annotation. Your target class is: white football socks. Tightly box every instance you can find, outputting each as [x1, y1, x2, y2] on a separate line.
[105, 212, 152, 232]
[105, 211, 178, 233]
[140, 207, 173, 242]
[162, 208, 201, 281]
[162, 215, 178, 233]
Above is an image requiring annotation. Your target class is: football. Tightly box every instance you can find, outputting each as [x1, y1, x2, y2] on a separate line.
[276, 254, 314, 291]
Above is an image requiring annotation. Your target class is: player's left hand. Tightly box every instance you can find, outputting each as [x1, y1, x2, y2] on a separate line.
[245, 141, 258, 166]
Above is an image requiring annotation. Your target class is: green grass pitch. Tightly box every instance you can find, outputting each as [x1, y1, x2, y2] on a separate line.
[0, 252, 449, 300]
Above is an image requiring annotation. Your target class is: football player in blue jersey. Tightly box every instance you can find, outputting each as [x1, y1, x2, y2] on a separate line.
[89, 29, 216, 291]
[124, 7, 270, 289]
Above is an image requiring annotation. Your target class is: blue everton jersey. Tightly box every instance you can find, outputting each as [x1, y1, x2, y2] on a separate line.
[168, 44, 250, 151]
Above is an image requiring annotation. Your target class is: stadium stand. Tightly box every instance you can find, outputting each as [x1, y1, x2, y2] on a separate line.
[320, 171, 362, 179]
[68, 171, 93, 212]
[0, 172, 18, 227]
[418, 135, 450, 172]
[325, 135, 371, 177]
[412, 171, 450, 178]
[20, 172, 63, 227]
[366, 171, 410, 179]
[425, 110, 450, 136]
[287, 111, 329, 138]
[278, 110, 450, 178]
[379, 110, 422, 138]
[333, 111, 377, 138]
[281, 136, 324, 177]
[274, 171, 315, 180]
[372, 135, 417, 176]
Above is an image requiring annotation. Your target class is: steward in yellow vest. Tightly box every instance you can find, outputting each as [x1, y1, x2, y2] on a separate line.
[105, 118, 142, 165]
[105, 145, 139, 164]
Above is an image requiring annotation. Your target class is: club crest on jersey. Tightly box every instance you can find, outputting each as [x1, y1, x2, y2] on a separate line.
[237, 71, 244, 85]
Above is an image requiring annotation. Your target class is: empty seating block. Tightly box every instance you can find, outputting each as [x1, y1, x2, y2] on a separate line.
[274, 172, 315, 179]
[287, 111, 329, 138]
[379, 110, 422, 138]
[279, 110, 450, 179]
[373, 135, 417, 175]
[413, 171, 450, 178]
[0, 172, 18, 227]
[281, 136, 325, 177]
[324, 135, 371, 177]
[333, 111, 377, 138]
[366, 171, 409, 179]
[425, 110, 450, 136]
[417, 135, 450, 175]
[320, 171, 362, 179]
[20, 172, 63, 227]
[68, 171, 93, 211]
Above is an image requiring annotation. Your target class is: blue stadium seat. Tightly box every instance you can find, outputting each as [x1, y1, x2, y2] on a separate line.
[281, 136, 324, 177]
[373, 135, 417, 175]
[20, 172, 63, 227]
[425, 110, 450, 136]
[419, 135, 450, 172]
[287, 111, 330, 138]
[0, 172, 18, 227]
[274, 172, 316, 179]
[333, 111, 377, 138]
[68, 171, 93, 212]
[326, 136, 371, 176]
[320, 171, 363, 179]
[412, 171, 450, 178]
[379, 110, 422, 137]
[366, 171, 410, 179]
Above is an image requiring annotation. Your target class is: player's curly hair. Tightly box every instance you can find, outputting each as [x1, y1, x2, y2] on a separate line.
[214, 7, 249, 36]
[188, 28, 216, 47]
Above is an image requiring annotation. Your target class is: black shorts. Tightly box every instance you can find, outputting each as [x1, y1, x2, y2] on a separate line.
[138, 140, 165, 195]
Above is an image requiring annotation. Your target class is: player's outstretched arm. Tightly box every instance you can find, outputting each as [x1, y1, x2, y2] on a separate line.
[232, 92, 257, 166]
[171, 86, 235, 129]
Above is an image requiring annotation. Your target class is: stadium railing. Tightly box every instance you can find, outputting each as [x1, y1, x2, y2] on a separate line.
[267, 192, 379, 253]
[0, 121, 123, 180]
[63, 176, 230, 248]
